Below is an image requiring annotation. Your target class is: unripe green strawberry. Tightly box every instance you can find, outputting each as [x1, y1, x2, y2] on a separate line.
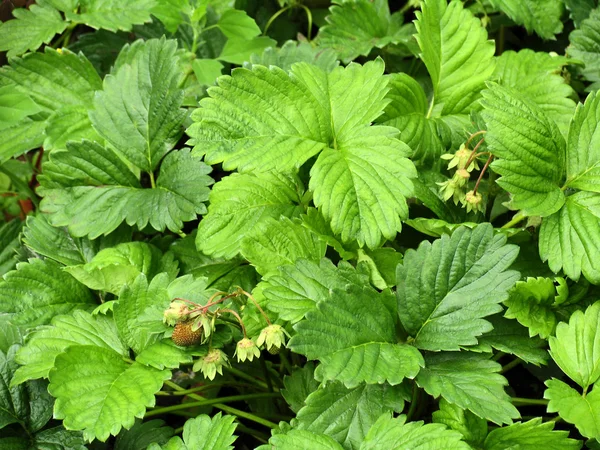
[171, 320, 202, 346]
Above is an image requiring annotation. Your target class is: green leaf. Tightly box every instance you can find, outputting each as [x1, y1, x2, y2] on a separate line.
[357, 247, 403, 289]
[33, 426, 87, 449]
[249, 40, 339, 73]
[65, 0, 155, 31]
[68, 29, 134, 76]
[0, 220, 22, 276]
[0, 317, 22, 354]
[44, 105, 102, 151]
[188, 60, 416, 248]
[22, 214, 85, 266]
[263, 430, 345, 450]
[180, 413, 238, 450]
[290, 285, 423, 388]
[261, 258, 369, 323]
[539, 192, 600, 283]
[90, 38, 185, 173]
[569, 8, 600, 87]
[549, 301, 600, 389]
[317, 0, 407, 63]
[481, 83, 566, 216]
[416, 352, 520, 425]
[241, 217, 326, 276]
[295, 382, 408, 450]
[545, 378, 600, 440]
[0, 259, 95, 329]
[11, 310, 127, 386]
[218, 37, 277, 65]
[300, 208, 357, 260]
[489, 0, 564, 39]
[397, 224, 520, 351]
[0, 118, 46, 162]
[0, 345, 54, 433]
[217, 9, 260, 40]
[565, 0, 596, 26]
[0, 86, 42, 124]
[197, 171, 304, 259]
[64, 242, 177, 294]
[192, 59, 224, 86]
[114, 419, 174, 450]
[504, 277, 560, 339]
[282, 362, 320, 413]
[38, 143, 213, 238]
[136, 340, 193, 370]
[415, 0, 495, 115]
[49, 345, 170, 442]
[484, 417, 582, 450]
[432, 399, 488, 448]
[0, 2, 66, 58]
[360, 413, 471, 450]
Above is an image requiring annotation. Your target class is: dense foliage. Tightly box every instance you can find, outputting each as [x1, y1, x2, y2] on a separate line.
[1, 0, 600, 448]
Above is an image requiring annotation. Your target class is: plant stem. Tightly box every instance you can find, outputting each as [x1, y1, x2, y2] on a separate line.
[501, 210, 526, 229]
[240, 289, 272, 325]
[500, 358, 522, 374]
[157, 381, 263, 396]
[472, 153, 493, 195]
[213, 403, 278, 429]
[263, 6, 291, 36]
[298, 4, 313, 40]
[406, 382, 420, 421]
[235, 423, 269, 444]
[510, 397, 549, 406]
[260, 357, 274, 393]
[224, 366, 277, 391]
[0, 165, 39, 208]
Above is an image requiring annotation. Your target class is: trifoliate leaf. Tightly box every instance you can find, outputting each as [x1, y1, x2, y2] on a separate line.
[188, 60, 416, 248]
[416, 352, 520, 425]
[282, 362, 320, 413]
[0, 2, 66, 58]
[484, 417, 582, 450]
[504, 277, 559, 339]
[0, 259, 95, 329]
[38, 143, 213, 238]
[545, 378, 600, 440]
[241, 217, 326, 276]
[489, 0, 563, 40]
[65, 0, 155, 32]
[218, 37, 277, 65]
[549, 301, 600, 389]
[64, 242, 177, 294]
[295, 382, 408, 450]
[0, 220, 22, 276]
[361, 413, 471, 450]
[481, 83, 566, 216]
[397, 224, 520, 351]
[11, 310, 127, 386]
[493, 49, 577, 136]
[475, 315, 548, 366]
[539, 192, 600, 283]
[49, 345, 170, 442]
[260, 430, 344, 450]
[248, 40, 339, 73]
[178, 413, 237, 450]
[317, 0, 407, 63]
[569, 8, 600, 88]
[261, 258, 369, 323]
[432, 399, 488, 448]
[0, 345, 54, 433]
[416, 0, 495, 115]
[290, 285, 423, 388]
[0, 86, 42, 124]
[44, 105, 101, 151]
[114, 419, 174, 450]
[217, 9, 260, 40]
[197, 171, 304, 259]
[90, 38, 185, 173]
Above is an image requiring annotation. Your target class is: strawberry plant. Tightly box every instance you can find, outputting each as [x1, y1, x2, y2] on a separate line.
[3, 0, 600, 448]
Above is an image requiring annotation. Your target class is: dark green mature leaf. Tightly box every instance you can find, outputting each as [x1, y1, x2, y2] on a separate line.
[416, 0, 495, 115]
[197, 171, 304, 259]
[489, 0, 564, 39]
[260, 430, 344, 450]
[0, 118, 46, 162]
[360, 413, 471, 450]
[65, 0, 156, 32]
[0, 259, 95, 329]
[33, 426, 87, 449]
[484, 417, 582, 450]
[0, 220, 22, 276]
[282, 362, 320, 413]
[291, 285, 423, 388]
[569, 7, 600, 88]
[565, 0, 596, 27]
[11, 310, 127, 386]
[249, 40, 339, 73]
[0, 2, 66, 58]
[22, 215, 86, 266]
[481, 83, 566, 216]
[416, 352, 520, 425]
[397, 224, 520, 351]
[0, 317, 21, 353]
[432, 399, 488, 448]
[49, 345, 170, 442]
[114, 420, 173, 449]
[43, 105, 101, 151]
[295, 382, 408, 450]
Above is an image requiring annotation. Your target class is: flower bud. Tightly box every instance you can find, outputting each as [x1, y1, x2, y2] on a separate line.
[193, 349, 229, 381]
[256, 324, 289, 355]
[464, 190, 484, 213]
[235, 338, 261, 362]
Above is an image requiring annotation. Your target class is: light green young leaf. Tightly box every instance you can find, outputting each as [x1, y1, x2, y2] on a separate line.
[484, 417, 582, 450]
[248, 40, 339, 73]
[545, 378, 600, 440]
[282, 362, 320, 414]
[181, 413, 238, 450]
[0, 259, 95, 329]
[290, 285, 423, 388]
[357, 247, 403, 289]
[432, 399, 488, 448]
[0, 2, 66, 58]
[192, 59, 224, 86]
[489, 0, 563, 39]
[65, 0, 155, 31]
[360, 413, 471, 450]
[261, 258, 369, 323]
[549, 301, 600, 389]
[416, 352, 520, 425]
[0, 220, 22, 276]
[217, 9, 260, 40]
[261, 430, 344, 450]
[397, 224, 520, 351]
[539, 192, 600, 283]
[114, 419, 174, 450]
[44, 105, 101, 151]
[49, 345, 170, 442]
[218, 37, 277, 65]
[241, 217, 326, 276]
[44, 0, 79, 12]
[416, 0, 495, 115]
[569, 8, 600, 88]
[12, 310, 126, 386]
[38, 143, 213, 238]
[0, 86, 42, 124]
[481, 83, 566, 216]
[136, 340, 193, 370]
[296, 382, 408, 450]
[197, 171, 304, 259]
[317, 0, 407, 63]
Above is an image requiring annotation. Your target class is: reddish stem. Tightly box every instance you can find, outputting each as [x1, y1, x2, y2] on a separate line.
[473, 154, 494, 195]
